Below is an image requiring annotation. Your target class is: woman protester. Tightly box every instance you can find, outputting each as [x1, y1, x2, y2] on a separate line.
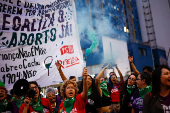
[55, 60, 102, 113]
[0, 81, 14, 112]
[120, 73, 138, 113]
[46, 87, 61, 113]
[19, 81, 53, 113]
[78, 74, 103, 113]
[58, 68, 88, 113]
[95, 64, 112, 112]
[143, 65, 170, 113]
[131, 72, 152, 113]
[108, 65, 124, 113]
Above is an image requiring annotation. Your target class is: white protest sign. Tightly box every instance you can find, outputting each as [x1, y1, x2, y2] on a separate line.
[0, 0, 84, 90]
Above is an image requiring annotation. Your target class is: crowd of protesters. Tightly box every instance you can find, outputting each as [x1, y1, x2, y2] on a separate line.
[0, 56, 170, 113]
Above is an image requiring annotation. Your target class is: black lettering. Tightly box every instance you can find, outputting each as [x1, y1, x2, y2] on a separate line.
[12, 6, 16, 14]
[12, 16, 21, 31]
[2, 14, 10, 30]
[58, 10, 64, 23]
[2, 4, 7, 12]
[21, 19, 30, 31]
[31, 19, 36, 31]
[17, 0, 21, 6]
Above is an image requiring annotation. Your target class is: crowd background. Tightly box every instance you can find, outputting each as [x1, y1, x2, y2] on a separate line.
[0, 56, 170, 113]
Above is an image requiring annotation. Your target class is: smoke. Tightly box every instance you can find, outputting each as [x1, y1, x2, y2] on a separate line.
[75, 0, 127, 64]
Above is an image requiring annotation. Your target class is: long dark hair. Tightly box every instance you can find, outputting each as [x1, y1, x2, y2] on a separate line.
[108, 72, 117, 89]
[78, 75, 100, 100]
[29, 81, 41, 96]
[152, 65, 170, 95]
[120, 73, 138, 108]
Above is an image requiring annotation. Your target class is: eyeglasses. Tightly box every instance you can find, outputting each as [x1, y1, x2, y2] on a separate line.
[49, 94, 55, 97]
[111, 77, 116, 79]
[128, 77, 136, 81]
[66, 86, 76, 90]
[30, 86, 38, 90]
[87, 78, 92, 81]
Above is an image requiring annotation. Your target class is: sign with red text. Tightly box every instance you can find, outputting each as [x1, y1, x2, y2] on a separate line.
[0, 0, 84, 90]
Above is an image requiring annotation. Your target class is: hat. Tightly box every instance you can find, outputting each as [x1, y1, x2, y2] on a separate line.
[0, 81, 5, 87]
[0, 81, 8, 93]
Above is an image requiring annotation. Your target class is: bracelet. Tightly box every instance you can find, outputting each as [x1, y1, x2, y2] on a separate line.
[130, 62, 133, 63]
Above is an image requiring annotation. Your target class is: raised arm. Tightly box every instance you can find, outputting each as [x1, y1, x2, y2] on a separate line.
[95, 64, 109, 96]
[115, 64, 124, 85]
[95, 64, 109, 81]
[81, 68, 88, 102]
[55, 60, 67, 81]
[128, 56, 140, 75]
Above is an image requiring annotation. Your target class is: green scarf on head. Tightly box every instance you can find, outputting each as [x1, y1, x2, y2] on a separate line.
[127, 85, 136, 95]
[0, 99, 8, 112]
[30, 96, 43, 113]
[13, 96, 24, 108]
[139, 85, 152, 98]
[87, 87, 92, 97]
[100, 81, 109, 96]
[64, 96, 76, 113]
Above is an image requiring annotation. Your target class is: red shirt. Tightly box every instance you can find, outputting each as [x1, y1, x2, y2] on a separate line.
[58, 94, 87, 113]
[111, 82, 121, 103]
[19, 98, 53, 113]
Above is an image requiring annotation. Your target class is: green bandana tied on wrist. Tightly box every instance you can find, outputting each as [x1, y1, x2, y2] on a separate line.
[127, 85, 136, 95]
[64, 96, 76, 113]
[13, 96, 24, 108]
[100, 81, 109, 96]
[30, 96, 43, 113]
[0, 99, 8, 112]
[87, 87, 92, 97]
[139, 85, 152, 98]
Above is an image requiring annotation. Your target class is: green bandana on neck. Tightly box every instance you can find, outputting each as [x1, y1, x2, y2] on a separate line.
[0, 99, 8, 112]
[87, 87, 92, 97]
[100, 81, 109, 96]
[64, 96, 76, 113]
[139, 85, 152, 98]
[13, 96, 24, 108]
[127, 85, 136, 95]
[30, 96, 43, 113]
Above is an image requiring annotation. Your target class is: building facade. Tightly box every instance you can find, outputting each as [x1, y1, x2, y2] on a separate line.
[75, 0, 156, 78]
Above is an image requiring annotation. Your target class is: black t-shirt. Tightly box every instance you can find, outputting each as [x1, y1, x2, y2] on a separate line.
[1, 102, 14, 113]
[85, 94, 102, 113]
[101, 93, 112, 107]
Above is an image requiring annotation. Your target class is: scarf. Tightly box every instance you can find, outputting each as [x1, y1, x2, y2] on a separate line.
[139, 85, 152, 98]
[87, 87, 92, 97]
[13, 96, 24, 108]
[0, 99, 8, 112]
[100, 81, 109, 96]
[127, 85, 136, 95]
[64, 96, 75, 113]
[30, 96, 43, 113]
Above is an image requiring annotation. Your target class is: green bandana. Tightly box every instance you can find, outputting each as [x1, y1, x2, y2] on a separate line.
[127, 85, 136, 95]
[0, 99, 8, 112]
[87, 87, 92, 97]
[100, 81, 109, 96]
[13, 96, 24, 108]
[30, 96, 43, 113]
[139, 85, 152, 98]
[64, 96, 76, 113]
